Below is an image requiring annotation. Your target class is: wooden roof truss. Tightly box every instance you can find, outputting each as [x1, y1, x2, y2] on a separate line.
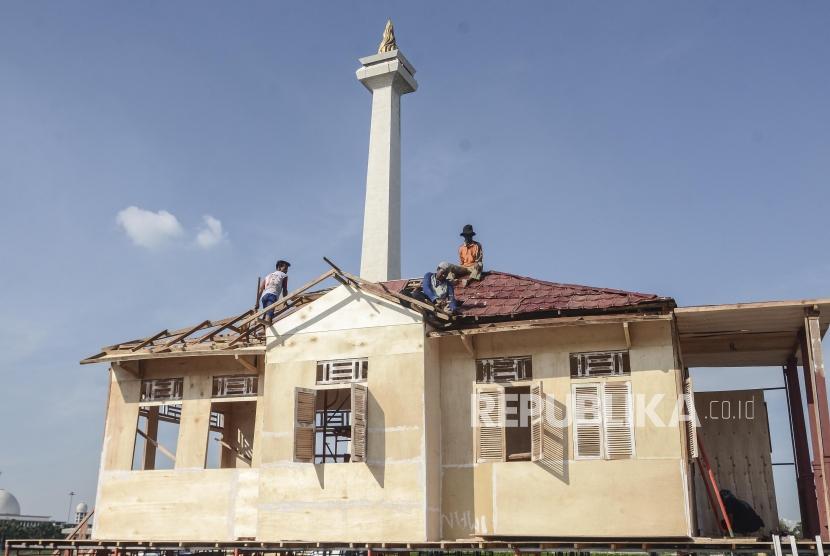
[81, 258, 451, 365]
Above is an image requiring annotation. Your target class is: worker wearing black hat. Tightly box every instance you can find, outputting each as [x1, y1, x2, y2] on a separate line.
[451, 224, 483, 283]
[258, 259, 291, 323]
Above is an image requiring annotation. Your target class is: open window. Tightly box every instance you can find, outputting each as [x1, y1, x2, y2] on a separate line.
[205, 374, 258, 469]
[572, 381, 635, 460]
[475, 382, 545, 463]
[293, 383, 367, 463]
[132, 404, 181, 470]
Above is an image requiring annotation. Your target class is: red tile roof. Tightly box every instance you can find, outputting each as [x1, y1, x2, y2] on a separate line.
[382, 271, 673, 320]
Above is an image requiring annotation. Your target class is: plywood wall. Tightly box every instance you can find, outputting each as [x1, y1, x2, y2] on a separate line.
[438, 320, 692, 539]
[693, 389, 778, 536]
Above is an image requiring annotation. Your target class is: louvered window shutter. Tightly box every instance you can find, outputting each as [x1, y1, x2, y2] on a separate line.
[684, 377, 699, 459]
[476, 387, 505, 463]
[294, 387, 316, 463]
[603, 382, 635, 459]
[530, 381, 545, 462]
[573, 383, 602, 459]
[351, 383, 368, 463]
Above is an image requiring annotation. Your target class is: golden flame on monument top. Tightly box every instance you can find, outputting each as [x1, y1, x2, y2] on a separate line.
[377, 19, 397, 53]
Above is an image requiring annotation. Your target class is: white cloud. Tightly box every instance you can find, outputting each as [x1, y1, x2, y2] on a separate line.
[195, 214, 227, 249]
[116, 206, 185, 249]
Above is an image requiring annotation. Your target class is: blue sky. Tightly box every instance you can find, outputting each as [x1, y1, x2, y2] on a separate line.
[0, 1, 828, 523]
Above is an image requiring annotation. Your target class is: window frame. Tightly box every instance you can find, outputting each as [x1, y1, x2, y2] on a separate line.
[569, 350, 631, 378]
[475, 355, 533, 384]
[316, 358, 369, 385]
[571, 379, 635, 461]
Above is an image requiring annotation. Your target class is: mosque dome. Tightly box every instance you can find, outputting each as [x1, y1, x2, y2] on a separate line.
[75, 502, 88, 514]
[0, 489, 21, 515]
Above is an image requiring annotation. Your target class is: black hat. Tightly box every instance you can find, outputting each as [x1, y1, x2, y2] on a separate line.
[276, 260, 291, 269]
[460, 224, 476, 237]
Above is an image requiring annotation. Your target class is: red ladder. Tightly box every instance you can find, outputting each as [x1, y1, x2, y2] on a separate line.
[696, 435, 735, 537]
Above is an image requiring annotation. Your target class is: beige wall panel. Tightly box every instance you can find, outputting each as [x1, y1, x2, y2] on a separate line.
[629, 369, 684, 459]
[233, 469, 260, 539]
[439, 320, 689, 539]
[440, 467, 481, 539]
[272, 285, 421, 337]
[267, 324, 424, 363]
[94, 469, 256, 541]
[424, 338, 442, 540]
[256, 463, 425, 541]
[439, 339, 476, 466]
[175, 375, 212, 469]
[251, 369, 266, 468]
[257, 503, 422, 542]
[255, 291, 430, 541]
[473, 464, 495, 536]
[142, 355, 262, 379]
[473, 325, 628, 359]
[491, 459, 688, 537]
[102, 365, 141, 471]
[365, 351, 427, 430]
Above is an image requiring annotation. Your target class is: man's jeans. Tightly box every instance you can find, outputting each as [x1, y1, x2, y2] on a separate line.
[260, 293, 279, 320]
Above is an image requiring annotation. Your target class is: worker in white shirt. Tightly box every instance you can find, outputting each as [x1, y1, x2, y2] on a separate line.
[258, 260, 290, 322]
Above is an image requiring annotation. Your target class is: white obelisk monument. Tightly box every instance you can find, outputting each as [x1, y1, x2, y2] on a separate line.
[356, 20, 417, 282]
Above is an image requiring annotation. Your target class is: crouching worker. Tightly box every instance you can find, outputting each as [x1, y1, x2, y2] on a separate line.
[258, 259, 290, 323]
[421, 262, 459, 313]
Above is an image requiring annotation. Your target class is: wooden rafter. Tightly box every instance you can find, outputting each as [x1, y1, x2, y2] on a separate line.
[158, 320, 212, 350]
[82, 259, 456, 364]
[130, 329, 169, 352]
[322, 257, 451, 321]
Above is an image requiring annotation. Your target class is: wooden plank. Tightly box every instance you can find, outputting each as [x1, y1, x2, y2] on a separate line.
[135, 427, 175, 463]
[428, 312, 671, 337]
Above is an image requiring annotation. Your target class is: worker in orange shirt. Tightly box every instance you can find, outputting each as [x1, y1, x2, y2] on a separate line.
[448, 224, 483, 283]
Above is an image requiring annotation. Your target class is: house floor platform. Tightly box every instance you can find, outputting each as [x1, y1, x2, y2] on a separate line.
[5, 537, 825, 556]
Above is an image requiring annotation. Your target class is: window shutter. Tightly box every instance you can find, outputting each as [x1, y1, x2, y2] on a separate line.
[476, 387, 505, 463]
[294, 387, 316, 463]
[573, 383, 602, 459]
[351, 383, 368, 463]
[684, 377, 699, 459]
[530, 381, 545, 462]
[603, 382, 635, 459]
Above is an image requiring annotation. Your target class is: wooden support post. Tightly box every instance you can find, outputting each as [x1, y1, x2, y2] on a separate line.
[801, 312, 830, 540]
[785, 356, 820, 536]
[143, 406, 159, 470]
